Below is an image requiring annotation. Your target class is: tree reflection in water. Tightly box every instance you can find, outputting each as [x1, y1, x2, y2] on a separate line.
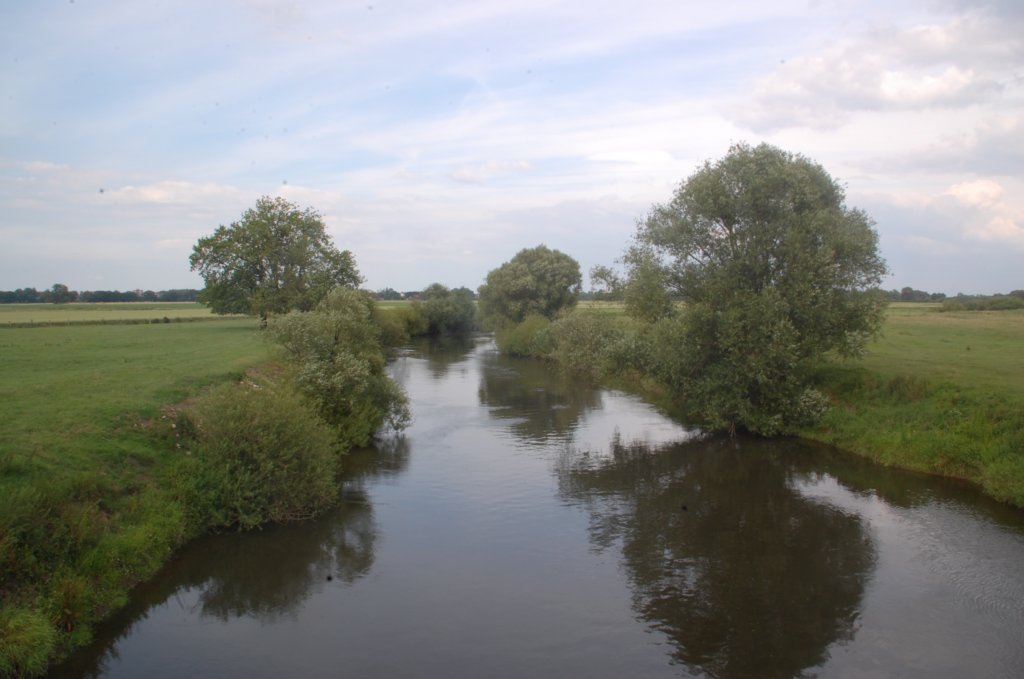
[54, 436, 410, 678]
[477, 352, 603, 445]
[557, 434, 877, 679]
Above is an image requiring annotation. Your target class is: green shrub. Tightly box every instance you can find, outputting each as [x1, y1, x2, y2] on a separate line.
[179, 380, 341, 531]
[373, 304, 427, 346]
[496, 314, 553, 357]
[267, 288, 411, 447]
[547, 312, 634, 380]
[416, 284, 477, 335]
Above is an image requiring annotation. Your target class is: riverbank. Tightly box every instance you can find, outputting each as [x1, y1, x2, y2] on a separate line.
[495, 302, 1024, 509]
[2, 296, 425, 675]
[0, 318, 272, 675]
[801, 305, 1024, 507]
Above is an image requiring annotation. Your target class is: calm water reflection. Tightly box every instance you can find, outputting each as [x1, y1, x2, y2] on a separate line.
[53, 337, 1024, 678]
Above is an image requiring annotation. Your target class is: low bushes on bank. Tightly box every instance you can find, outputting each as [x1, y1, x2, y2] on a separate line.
[174, 379, 342, 531]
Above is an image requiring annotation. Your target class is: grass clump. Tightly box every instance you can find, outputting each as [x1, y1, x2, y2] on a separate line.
[0, 608, 55, 677]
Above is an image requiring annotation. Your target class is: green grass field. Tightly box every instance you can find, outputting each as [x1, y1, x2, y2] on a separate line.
[0, 318, 269, 487]
[860, 304, 1024, 397]
[0, 302, 220, 326]
[805, 303, 1024, 506]
[0, 317, 272, 674]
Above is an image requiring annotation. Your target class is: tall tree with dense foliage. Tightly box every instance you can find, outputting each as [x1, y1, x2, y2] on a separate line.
[636, 142, 888, 434]
[477, 245, 582, 328]
[190, 196, 361, 320]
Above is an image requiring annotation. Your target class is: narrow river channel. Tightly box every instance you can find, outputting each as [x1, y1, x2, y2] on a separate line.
[55, 336, 1024, 678]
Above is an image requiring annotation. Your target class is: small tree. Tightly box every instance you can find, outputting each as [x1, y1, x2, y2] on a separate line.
[190, 196, 361, 320]
[417, 283, 476, 335]
[588, 265, 623, 301]
[477, 245, 582, 328]
[46, 283, 76, 304]
[636, 142, 888, 434]
[266, 288, 410, 448]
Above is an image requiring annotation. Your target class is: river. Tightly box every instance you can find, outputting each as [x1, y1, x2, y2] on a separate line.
[54, 336, 1024, 678]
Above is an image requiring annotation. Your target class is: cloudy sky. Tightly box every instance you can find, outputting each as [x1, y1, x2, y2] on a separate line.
[2, 0, 1022, 295]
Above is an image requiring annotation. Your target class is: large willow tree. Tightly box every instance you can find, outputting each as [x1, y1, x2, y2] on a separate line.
[190, 196, 361, 320]
[477, 245, 582, 328]
[636, 143, 888, 434]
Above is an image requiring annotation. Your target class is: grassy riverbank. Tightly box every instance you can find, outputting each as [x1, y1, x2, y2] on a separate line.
[802, 305, 1024, 506]
[0, 318, 271, 674]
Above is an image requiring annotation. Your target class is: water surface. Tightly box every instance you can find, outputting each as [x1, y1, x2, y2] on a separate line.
[54, 337, 1024, 678]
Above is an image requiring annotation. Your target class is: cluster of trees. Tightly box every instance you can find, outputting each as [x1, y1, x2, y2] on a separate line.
[0, 287, 199, 304]
[882, 287, 1024, 310]
[188, 144, 890, 436]
[481, 143, 889, 435]
[177, 199, 485, 532]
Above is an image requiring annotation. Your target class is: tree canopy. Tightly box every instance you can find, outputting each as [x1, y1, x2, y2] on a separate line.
[417, 283, 477, 335]
[266, 288, 410, 448]
[190, 196, 361, 319]
[635, 142, 888, 434]
[477, 245, 582, 328]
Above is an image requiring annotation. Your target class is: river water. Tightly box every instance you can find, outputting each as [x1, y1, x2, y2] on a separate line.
[55, 336, 1024, 678]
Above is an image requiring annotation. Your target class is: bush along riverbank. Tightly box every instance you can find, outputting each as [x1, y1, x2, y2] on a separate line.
[491, 305, 1024, 510]
[1, 290, 423, 676]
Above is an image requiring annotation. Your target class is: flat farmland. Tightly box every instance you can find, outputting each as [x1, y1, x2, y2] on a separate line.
[0, 302, 224, 325]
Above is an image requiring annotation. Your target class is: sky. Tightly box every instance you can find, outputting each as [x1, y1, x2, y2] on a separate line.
[2, 0, 1022, 295]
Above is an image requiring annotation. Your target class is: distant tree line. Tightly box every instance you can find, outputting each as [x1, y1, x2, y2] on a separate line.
[940, 290, 1024, 311]
[0, 286, 201, 304]
[883, 287, 1024, 310]
[884, 287, 947, 302]
[371, 287, 477, 302]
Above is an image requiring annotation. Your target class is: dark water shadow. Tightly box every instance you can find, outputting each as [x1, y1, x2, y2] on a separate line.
[50, 436, 411, 678]
[556, 434, 877, 679]
[401, 333, 479, 379]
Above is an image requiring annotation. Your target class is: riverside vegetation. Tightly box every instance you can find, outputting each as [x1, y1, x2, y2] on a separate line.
[0, 287, 471, 676]
[4, 146, 1022, 674]
[490, 302, 1024, 508]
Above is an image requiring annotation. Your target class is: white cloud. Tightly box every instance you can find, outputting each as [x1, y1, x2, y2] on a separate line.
[948, 178, 1004, 207]
[105, 181, 246, 206]
[967, 214, 1024, 243]
[450, 160, 532, 184]
[734, 14, 1020, 132]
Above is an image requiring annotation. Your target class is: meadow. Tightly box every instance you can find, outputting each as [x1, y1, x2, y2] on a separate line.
[0, 317, 271, 674]
[804, 304, 1024, 505]
[0, 302, 219, 326]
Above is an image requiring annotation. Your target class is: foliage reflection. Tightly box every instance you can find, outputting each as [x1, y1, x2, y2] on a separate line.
[477, 352, 602, 445]
[53, 437, 410, 678]
[557, 435, 877, 678]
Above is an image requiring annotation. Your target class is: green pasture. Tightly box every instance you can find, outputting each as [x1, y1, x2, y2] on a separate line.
[0, 302, 218, 325]
[860, 304, 1024, 397]
[806, 303, 1024, 506]
[0, 317, 272, 673]
[0, 318, 269, 488]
